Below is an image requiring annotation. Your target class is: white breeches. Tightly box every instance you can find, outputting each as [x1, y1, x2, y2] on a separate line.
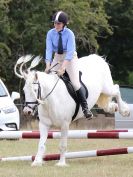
[51, 52, 81, 91]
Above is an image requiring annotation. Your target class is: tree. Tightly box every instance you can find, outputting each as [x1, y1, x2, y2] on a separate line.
[99, 0, 133, 84]
[0, 0, 115, 91]
[50, 0, 112, 56]
[1, 0, 53, 90]
[0, 0, 11, 81]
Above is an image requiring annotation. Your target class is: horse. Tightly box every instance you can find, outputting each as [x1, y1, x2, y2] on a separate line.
[14, 54, 130, 166]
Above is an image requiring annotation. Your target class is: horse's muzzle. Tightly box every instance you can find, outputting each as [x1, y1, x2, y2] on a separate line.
[23, 107, 33, 116]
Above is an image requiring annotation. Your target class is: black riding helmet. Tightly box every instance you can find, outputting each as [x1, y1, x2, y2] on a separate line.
[52, 11, 68, 25]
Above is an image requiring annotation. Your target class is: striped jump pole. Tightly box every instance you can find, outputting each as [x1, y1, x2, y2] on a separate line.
[1, 146, 133, 162]
[12, 129, 133, 132]
[1, 130, 133, 139]
[1, 129, 133, 139]
[94, 129, 133, 132]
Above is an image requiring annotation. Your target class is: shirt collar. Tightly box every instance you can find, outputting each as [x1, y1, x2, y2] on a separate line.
[53, 27, 67, 34]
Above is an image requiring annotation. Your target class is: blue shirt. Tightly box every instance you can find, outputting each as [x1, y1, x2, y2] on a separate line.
[45, 27, 76, 63]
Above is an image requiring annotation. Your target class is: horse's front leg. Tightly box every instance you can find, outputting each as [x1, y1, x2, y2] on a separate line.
[32, 121, 49, 166]
[56, 122, 69, 167]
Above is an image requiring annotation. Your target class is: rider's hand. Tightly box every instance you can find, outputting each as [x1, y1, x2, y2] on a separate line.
[57, 60, 69, 76]
[57, 67, 65, 76]
[45, 62, 51, 74]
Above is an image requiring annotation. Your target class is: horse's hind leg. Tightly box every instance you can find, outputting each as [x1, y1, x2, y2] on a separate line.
[56, 122, 69, 167]
[104, 84, 130, 117]
[32, 121, 49, 166]
[113, 84, 130, 116]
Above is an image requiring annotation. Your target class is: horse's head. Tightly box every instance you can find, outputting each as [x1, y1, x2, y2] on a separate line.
[14, 55, 42, 116]
[23, 71, 40, 116]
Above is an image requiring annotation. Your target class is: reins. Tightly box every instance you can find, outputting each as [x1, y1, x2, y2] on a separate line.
[43, 77, 60, 100]
[42, 62, 60, 100]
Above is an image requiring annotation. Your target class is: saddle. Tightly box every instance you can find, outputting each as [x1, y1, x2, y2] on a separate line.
[60, 71, 88, 120]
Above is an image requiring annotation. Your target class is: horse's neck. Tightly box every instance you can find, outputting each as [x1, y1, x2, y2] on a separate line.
[38, 74, 76, 123]
[37, 71, 65, 99]
[37, 71, 56, 87]
[37, 71, 75, 110]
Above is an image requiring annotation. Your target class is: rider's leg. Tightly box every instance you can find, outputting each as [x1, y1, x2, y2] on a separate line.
[53, 52, 93, 119]
[76, 86, 93, 119]
[66, 52, 93, 119]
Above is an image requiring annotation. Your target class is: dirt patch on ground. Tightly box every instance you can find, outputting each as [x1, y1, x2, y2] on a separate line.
[70, 114, 114, 130]
[21, 114, 114, 130]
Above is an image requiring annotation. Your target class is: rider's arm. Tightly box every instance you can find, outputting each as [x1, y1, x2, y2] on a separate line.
[45, 30, 53, 64]
[65, 30, 76, 61]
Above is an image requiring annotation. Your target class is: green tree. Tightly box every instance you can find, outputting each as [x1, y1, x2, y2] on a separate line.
[99, 0, 133, 84]
[1, 0, 53, 90]
[0, 0, 11, 81]
[0, 0, 113, 91]
[50, 0, 112, 56]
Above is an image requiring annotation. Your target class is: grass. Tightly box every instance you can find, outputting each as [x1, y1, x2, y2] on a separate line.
[1, 138, 133, 177]
[0, 115, 132, 177]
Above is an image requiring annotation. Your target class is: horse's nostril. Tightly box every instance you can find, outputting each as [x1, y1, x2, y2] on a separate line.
[28, 111, 31, 115]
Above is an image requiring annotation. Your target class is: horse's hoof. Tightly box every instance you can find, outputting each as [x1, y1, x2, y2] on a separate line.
[31, 160, 43, 167]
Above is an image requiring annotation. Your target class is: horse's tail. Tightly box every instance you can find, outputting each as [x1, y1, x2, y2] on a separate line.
[96, 93, 110, 109]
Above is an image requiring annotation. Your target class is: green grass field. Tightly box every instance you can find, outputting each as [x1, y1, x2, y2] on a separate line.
[0, 138, 133, 177]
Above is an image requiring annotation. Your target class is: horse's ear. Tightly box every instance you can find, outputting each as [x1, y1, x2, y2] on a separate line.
[22, 69, 29, 80]
[23, 72, 28, 80]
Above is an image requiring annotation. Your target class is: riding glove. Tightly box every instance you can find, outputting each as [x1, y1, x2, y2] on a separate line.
[57, 67, 65, 76]
[57, 60, 70, 76]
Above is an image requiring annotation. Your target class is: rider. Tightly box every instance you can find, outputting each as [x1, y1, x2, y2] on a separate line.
[44, 11, 93, 119]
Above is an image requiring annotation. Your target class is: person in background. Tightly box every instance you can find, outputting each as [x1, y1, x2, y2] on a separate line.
[44, 11, 93, 119]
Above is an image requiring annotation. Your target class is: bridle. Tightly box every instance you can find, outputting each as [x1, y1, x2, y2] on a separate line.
[23, 73, 60, 115]
[23, 82, 41, 116]
[23, 63, 60, 115]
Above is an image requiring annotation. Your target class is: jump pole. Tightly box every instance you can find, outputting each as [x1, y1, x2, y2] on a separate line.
[1, 147, 133, 162]
[1, 131, 133, 139]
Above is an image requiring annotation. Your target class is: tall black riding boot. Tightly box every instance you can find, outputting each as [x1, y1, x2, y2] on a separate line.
[76, 87, 93, 119]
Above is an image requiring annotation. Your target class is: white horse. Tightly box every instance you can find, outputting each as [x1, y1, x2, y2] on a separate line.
[14, 54, 130, 166]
